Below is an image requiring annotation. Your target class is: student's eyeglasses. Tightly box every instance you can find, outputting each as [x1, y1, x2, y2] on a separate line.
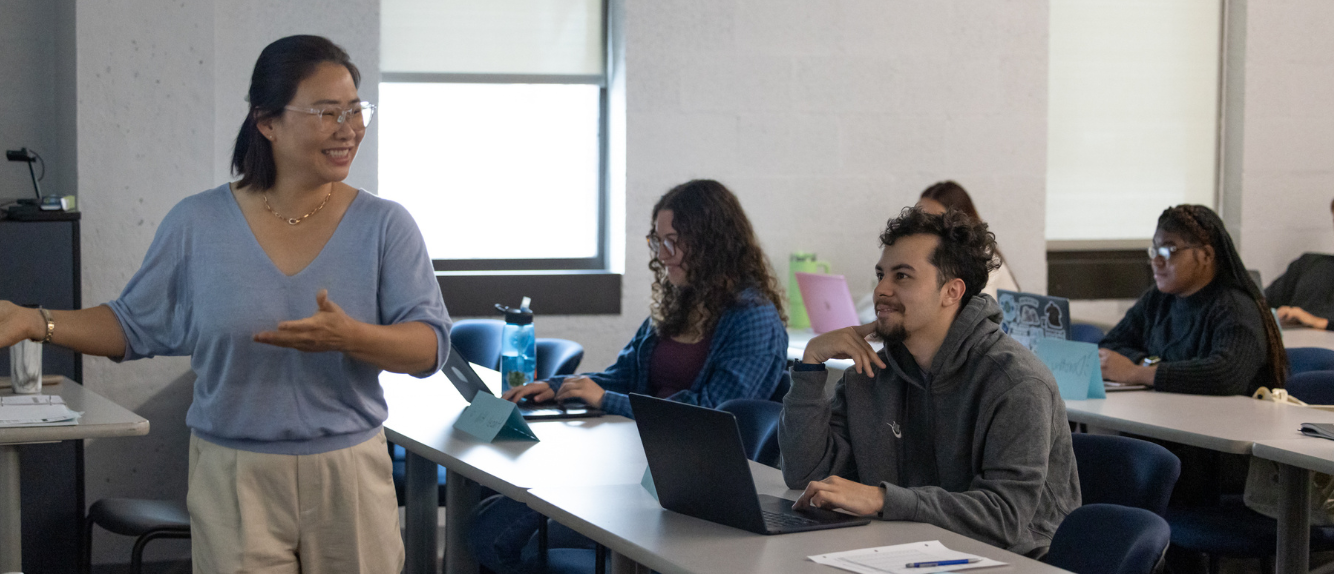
[284, 101, 376, 134]
[1147, 244, 1196, 261]
[646, 234, 677, 258]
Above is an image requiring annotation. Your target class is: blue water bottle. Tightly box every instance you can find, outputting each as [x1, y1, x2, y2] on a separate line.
[496, 297, 536, 392]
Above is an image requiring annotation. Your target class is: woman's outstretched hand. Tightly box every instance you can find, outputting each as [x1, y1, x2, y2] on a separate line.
[0, 301, 40, 348]
[254, 289, 358, 353]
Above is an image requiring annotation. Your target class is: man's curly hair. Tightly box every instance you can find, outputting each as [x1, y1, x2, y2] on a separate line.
[649, 180, 786, 338]
[879, 206, 1000, 307]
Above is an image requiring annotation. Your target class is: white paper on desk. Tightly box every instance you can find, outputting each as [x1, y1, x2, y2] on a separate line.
[0, 401, 81, 427]
[809, 540, 1004, 574]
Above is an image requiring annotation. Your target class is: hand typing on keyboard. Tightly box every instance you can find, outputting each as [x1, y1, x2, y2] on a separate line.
[793, 475, 885, 517]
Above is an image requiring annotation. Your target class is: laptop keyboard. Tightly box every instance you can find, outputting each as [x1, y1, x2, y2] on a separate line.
[761, 509, 824, 529]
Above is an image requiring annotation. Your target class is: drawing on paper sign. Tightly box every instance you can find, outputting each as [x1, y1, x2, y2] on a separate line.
[996, 290, 1072, 351]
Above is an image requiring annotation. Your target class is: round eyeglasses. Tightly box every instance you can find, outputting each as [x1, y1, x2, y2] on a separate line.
[1147, 244, 1196, 262]
[646, 234, 677, 258]
[284, 101, 376, 134]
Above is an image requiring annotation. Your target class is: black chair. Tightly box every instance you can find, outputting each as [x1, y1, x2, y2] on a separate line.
[85, 498, 191, 574]
[1071, 433, 1180, 516]
[1287, 348, 1334, 377]
[1071, 322, 1106, 345]
[1285, 370, 1334, 404]
[769, 370, 792, 402]
[718, 398, 783, 468]
[1046, 504, 1171, 574]
[1166, 502, 1334, 572]
[451, 319, 506, 370]
[536, 338, 584, 380]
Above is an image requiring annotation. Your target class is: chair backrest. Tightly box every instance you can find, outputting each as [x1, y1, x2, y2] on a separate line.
[1071, 323, 1105, 345]
[768, 370, 792, 402]
[535, 338, 584, 381]
[1285, 370, 1334, 405]
[1071, 434, 1180, 516]
[717, 398, 783, 468]
[450, 319, 506, 371]
[1287, 347, 1334, 376]
[1045, 504, 1171, 574]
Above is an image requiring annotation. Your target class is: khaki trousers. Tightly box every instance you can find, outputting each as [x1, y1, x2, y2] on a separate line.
[187, 431, 404, 574]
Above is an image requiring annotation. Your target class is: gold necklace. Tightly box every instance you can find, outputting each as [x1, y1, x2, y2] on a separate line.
[263, 187, 334, 225]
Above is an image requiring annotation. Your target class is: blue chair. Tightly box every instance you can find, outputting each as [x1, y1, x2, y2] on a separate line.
[1045, 504, 1171, 574]
[769, 370, 792, 402]
[450, 319, 506, 370]
[1071, 323, 1106, 345]
[1284, 370, 1334, 404]
[1287, 347, 1334, 376]
[718, 398, 784, 468]
[536, 338, 584, 380]
[1071, 434, 1180, 516]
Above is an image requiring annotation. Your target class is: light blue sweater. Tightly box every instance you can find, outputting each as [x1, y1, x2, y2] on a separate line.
[108, 184, 451, 455]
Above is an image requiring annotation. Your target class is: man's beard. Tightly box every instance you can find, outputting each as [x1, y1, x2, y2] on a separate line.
[875, 321, 907, 346]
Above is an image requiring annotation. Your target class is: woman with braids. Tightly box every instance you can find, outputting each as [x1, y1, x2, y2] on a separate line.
[469, 179, 789, 574]
[1099, 204, 1287, 395]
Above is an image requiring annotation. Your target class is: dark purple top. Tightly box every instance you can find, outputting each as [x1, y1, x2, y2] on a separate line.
[649, 332, 713, 399]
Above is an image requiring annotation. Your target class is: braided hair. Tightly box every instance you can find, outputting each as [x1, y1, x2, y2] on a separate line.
[1157, 205, 1288, 387]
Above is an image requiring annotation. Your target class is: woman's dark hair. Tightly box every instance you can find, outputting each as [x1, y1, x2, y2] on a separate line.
[880, 206, 1000, 309]
[1157, 204, 1288, 387]
[648, 180, 786, 338]
[231, 35, 360, 191]
[919, 180, 981, 221]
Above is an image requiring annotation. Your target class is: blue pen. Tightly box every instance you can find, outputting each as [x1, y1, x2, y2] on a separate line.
[905, 558, 981, 568]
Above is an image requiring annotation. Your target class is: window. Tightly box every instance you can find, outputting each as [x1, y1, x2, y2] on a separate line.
[1046, 0, 1222, 242]
[380, 0, 608, 271]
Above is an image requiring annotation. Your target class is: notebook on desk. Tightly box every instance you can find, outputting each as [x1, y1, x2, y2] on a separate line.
[442, 351, 603, 421]
[629, 393, 869, 535]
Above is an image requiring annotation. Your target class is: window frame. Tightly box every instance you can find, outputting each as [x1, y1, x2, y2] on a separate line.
[379, 0, 611, 274]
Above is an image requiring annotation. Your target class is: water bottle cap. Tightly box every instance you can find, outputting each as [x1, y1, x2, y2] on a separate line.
[494, 303, 534, 325]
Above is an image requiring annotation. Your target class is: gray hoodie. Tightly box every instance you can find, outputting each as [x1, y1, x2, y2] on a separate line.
[779, 295, 1080, 556]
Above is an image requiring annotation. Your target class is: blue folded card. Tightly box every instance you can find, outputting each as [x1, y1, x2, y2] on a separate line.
[641, 466, 658, 500]
[1034, 337, 1105, 401]
[453, 392, 540, 442]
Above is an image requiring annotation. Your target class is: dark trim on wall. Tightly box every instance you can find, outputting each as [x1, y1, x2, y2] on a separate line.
[437, 272, 622, 316]
[1048, 249, 1153, 300]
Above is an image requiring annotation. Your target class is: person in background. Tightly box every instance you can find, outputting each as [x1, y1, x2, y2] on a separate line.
[1099, 204, 1287, 395]
[916, 180, 1020, 298]
[781, 206, 1079, 558]
[1266, 198, 1334, 330]
[470, 179, 790, 574]
[0, 35, 450, 573]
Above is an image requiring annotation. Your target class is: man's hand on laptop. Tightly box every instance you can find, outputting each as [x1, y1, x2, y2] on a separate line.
[502, 382, 555, 404]
[801, 322, 886, 376]
[793, 476, 884, 516]
[554, 376, 605, 409]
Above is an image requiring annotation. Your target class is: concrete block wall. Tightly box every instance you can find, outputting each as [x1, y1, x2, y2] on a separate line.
[1238, 1, 1334, 286]
[538, 0, 1051, 370]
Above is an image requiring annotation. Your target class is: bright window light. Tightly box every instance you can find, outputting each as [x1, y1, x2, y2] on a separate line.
[378, 83, 601, 260]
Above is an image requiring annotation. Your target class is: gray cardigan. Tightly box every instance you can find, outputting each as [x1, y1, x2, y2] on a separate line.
[779, 295, 1080, 556]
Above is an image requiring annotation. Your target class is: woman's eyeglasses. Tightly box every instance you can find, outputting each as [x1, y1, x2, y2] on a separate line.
[1147, 244, 1196, 261]
[284, 101, 376, 134]
[646, 234, 677, 258]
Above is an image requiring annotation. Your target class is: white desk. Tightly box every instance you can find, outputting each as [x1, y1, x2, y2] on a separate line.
[0, 377, 150, 571]
[1064, 392, 1334, 574]
[1283, 327, 1334, 351]
[525, 460, 1070, 574]
[380, 367, 646, 574]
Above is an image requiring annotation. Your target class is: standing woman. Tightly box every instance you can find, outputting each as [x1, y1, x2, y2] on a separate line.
[0, 35, 450, 573]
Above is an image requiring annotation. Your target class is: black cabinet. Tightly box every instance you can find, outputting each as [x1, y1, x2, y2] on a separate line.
[0, 216, 84, 574]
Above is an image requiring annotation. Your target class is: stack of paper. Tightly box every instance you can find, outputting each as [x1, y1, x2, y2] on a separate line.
[0, 395, 81, 427]
[810, 540, 1005, 574]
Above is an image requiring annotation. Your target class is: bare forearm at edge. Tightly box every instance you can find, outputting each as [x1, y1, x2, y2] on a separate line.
[48, 305, 128, 358]
[347, 321, 440, 374]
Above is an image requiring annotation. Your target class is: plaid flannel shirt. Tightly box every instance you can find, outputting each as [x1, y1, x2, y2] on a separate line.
[548, 289, 788, 417]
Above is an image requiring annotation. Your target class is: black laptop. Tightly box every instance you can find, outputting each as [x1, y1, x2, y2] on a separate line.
[629, 393, 869, 535]
[442, 351, 603, 421]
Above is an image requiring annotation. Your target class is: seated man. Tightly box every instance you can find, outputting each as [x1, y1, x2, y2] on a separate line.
[779, 207, 1080, 558]
[1266, 198, 1334, 330]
